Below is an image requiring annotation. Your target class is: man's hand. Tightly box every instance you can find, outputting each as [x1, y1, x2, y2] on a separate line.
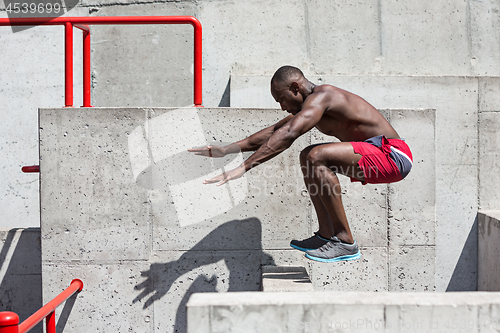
[188, 145, 226, 158]
[203, 165, 246, 186]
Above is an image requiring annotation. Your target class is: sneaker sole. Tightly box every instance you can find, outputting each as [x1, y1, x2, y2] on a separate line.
[305, 251, 361, 263]
[290, 243, 315, 252]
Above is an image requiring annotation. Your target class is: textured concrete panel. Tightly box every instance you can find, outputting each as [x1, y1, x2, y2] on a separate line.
[479, 78, 500, 111]
[230, 76, 279, 110]
[40, 108, 151, 261]
[147, 250, 272, 333]
[199, 0, 309, 106]
[380, 0, 470, 75]
[470, 0, 500, 76]
[388, 109, 436, 246]
[390, 246, 436, 292]
[148, 108, 309, 251]
[479, 112, 500, 210]
[478, 211, 500, 291]
[308, 0, 381, 75]
[43, 262, 153, 332]
[89, 4, 196, 107]
[307, 247, 389, 292]
[188, 291, 500, 333]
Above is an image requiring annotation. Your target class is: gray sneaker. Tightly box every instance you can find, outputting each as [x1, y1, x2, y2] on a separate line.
[290, 232, 330, 252]
[305, 236, 361, 263]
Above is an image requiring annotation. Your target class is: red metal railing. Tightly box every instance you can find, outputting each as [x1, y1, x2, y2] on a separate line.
[0, 279, 83, 333]
[2, 16, 203, 173]
[0, 16, 203, 107]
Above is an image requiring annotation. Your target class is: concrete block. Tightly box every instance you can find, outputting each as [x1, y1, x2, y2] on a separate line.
[88, 4, 197, 107]
[390, 246, 436, 292]
[230, 76, 279, 109]
[307, 247, 389, 292]
[40, 108, 151, 261]
[42, 262, 153, 332]
[144, 108, 309, 251]
[198, 0, 308, 106]
[187, 291, 500, 333]
[479, 78, 500, 111]
[478, 211, 500, 291]
[479, 112, 500, 210]
[388, 109, 436, 246]
[146, 250, 271, 332]
[307, 0, 381, 75]
[470, 0, 500, 76]
[261, 266, 314, 292]
[380, 0, 470, 76]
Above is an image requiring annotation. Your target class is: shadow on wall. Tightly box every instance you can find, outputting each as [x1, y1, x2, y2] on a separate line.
[0, 228, 42, 332]
[133, 218, 275, 333]
[446, 216, 478, 291]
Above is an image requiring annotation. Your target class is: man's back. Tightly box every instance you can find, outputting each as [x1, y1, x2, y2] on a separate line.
[310, 84, 400, 142]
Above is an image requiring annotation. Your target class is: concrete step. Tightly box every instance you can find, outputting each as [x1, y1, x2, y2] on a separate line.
[261, 265, 314, 292]
[187, 291, 500, 333]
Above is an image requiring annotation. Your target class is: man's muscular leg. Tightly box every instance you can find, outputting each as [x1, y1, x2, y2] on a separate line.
[300, 142, 364, 244]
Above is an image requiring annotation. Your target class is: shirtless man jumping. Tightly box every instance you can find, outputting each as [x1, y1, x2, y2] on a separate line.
[189, 66, 413, 263]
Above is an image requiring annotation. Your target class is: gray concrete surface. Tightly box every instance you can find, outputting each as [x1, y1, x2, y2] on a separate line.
[261, 266, 313, 292]
[187, 291, 500, 333]
[478, 211, 500, 291]
[40, 107, 434, 332]
[2, 0, 500, 324]
[479, 110, 500, 210]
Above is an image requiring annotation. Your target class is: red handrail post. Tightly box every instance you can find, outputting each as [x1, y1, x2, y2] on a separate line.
[75, 25, 92, 107]
[65, 22, 74, 108]
[0, 16, 202, 107]
[0, 312, 19, 333]
[192, 17, 203, 107]
[45, 312, 55, 333]
[82, 28, 91, 107]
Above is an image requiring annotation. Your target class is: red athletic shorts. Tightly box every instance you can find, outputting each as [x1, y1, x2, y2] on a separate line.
[350, 135, 413, 185]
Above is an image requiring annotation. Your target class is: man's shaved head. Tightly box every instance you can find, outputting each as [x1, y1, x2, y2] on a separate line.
[271, 66, 304, 88]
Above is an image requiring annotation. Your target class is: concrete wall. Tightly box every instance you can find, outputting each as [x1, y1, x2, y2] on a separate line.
[40, 107, 434, 332]
[2, 0, 500, 312]
[187, 291, 500, 333]
[1, 0, 500, 221]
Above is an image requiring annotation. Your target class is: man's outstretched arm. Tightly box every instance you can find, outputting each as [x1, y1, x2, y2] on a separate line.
[205, 104, 325, 186]
[188, 115, 293, 157]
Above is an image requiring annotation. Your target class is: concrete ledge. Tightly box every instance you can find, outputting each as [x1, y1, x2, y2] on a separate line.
[478, 210, 500, 291]
[261, 266, 314, 292]
[187, 291, 500, 333]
